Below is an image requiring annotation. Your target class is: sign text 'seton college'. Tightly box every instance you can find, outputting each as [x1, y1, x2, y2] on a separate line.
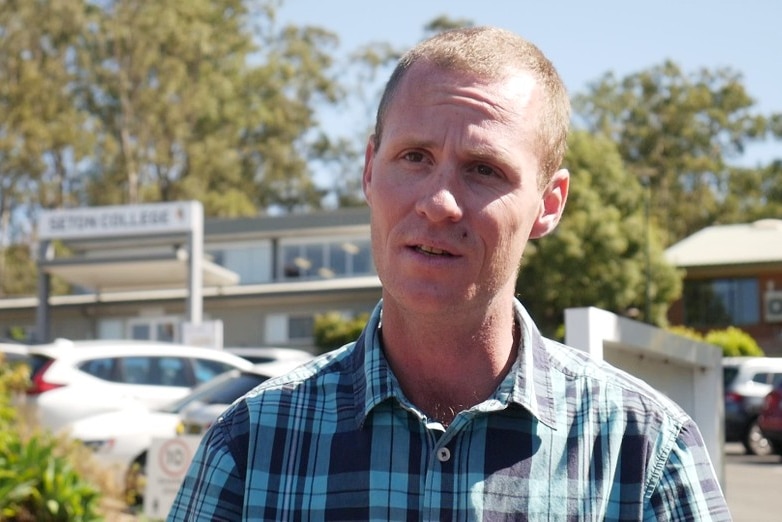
[38, 202, 197, 240]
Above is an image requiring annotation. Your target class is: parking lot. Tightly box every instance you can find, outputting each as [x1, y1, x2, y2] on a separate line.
[724, 442, 782, 521]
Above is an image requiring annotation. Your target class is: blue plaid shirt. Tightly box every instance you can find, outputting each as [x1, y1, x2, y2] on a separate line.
[168, 300, 730, 521]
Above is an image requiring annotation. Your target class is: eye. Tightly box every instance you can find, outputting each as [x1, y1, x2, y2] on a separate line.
[402, 151, 425, 163]
[474, 164, 498, 177]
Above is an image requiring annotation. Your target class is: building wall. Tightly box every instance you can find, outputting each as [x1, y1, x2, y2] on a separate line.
[0, 287, 381, 350]
[667, 270, 782, 356]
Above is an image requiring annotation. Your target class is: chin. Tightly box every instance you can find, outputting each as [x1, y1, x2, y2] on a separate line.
[384, 283, 474, 313]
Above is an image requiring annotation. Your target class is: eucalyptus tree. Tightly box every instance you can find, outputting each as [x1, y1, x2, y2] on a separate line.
[518, 130, 681, 333]
[81, 0, 342, 215]
[0, 0, 93, 242]
[574, 61, 779, 245]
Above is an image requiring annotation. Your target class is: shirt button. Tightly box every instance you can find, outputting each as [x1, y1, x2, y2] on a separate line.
[437, 447, 451, 462]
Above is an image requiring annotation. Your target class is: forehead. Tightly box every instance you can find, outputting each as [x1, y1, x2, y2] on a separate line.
[382, 62, 542, 156]
[389, 62, 540, 124]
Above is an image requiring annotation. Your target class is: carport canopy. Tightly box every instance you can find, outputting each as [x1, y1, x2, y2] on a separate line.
[42, 254, 239, 292]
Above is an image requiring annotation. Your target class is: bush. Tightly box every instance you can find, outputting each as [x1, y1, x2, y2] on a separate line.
[313, 312, 370, 354]
[0, 435, 101, 521]
[667, 325, 764, 357]
[0, 356, 106, 521]
[705, 326, 765, 357]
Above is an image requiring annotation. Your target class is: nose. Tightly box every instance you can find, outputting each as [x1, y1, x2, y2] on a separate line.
[414, 169, 464, 223]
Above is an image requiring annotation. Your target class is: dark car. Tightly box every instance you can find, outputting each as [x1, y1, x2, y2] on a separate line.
[758, 381, 782, 456]
[723, 357, 782, 455]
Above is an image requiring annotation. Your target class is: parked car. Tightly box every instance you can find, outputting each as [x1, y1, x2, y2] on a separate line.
[23, 338, 253, 432]
[225, 346, 314, 365]
[723, 356, 782, 455]
[177, 358, 313, 436]
[0, 342, 29, 365]
[758, 380, 782, 456]
[65, 358, 311, 503]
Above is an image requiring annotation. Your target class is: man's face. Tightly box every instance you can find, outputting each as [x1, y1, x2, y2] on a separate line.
[363, 62, 568, 315]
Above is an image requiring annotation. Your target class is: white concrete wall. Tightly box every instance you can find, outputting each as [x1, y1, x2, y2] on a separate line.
[564, 307, 725, 487]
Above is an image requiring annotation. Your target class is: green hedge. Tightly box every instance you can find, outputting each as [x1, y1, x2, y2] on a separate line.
[0, 356, 101, 521]
[668, 325, 765, 357]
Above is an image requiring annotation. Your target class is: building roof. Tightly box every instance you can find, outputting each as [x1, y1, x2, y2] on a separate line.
[665, 219, 782, 268]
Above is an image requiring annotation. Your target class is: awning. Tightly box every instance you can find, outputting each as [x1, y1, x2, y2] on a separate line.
[41, 254, 239, 292]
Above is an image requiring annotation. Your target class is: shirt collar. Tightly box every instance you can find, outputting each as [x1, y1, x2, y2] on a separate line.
[349, 299, 558, 430]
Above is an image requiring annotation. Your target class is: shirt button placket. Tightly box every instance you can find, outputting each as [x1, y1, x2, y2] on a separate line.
[436, 446, 451, 463]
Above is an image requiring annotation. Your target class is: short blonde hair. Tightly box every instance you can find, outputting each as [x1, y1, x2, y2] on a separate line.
[374, 27, 570, 185]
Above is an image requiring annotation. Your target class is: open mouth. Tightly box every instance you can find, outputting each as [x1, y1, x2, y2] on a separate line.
[415, 245, 454, 257]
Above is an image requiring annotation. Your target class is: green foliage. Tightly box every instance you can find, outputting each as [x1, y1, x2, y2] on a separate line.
[705, 327, 765, 357]
[666, 325, 706, 342]
[519, 130, 682, 334]
[666, 325, 765, 357]
[313, 312, 369, 354]
[0, 357, 103, 521]
[574, 61, 782, 246]
[0, 436, 101, 521]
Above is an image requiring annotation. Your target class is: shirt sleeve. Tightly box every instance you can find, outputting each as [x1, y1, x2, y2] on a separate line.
[645, 420, 732, 521]
[167, 414, 247, 521]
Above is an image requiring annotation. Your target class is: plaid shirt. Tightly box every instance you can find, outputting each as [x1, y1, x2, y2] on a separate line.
[168, 300, 731, 521]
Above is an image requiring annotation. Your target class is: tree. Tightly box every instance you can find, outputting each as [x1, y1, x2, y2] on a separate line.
[80, 0, 341, 215]
[0, 0, 94, 296]
[574, 61, 780, 245]
[0, 0, 94, 233]
[518, 130, 681, 334]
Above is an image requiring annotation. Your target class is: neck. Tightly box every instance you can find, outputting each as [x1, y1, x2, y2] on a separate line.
[379, 300, 519, 425]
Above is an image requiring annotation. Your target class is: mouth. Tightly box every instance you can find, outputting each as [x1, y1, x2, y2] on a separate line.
[414, 245, 455, 257]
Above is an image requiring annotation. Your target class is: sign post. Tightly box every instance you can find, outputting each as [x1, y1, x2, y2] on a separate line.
[35, 201, 204, 342]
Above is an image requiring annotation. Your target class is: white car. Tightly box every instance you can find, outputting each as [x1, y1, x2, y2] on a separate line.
[224, 346, 315, 365]
[0, 342, 29, 364]
[65, 358, 312, 502]
[177, 358, 314, 436]
[24, 338, 253, 432]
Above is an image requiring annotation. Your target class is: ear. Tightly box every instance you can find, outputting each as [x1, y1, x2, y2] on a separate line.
[362, 136, 376, 204]
[530, 168, 569, 239]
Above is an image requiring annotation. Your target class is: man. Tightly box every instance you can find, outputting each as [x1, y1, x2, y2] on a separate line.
[168, 27, 730, 520]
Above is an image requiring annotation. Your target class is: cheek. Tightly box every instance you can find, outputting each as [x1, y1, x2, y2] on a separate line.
[483, 202, 536, 260]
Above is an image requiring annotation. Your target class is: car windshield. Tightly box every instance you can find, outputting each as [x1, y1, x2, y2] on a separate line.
[158, 370, 268, 413]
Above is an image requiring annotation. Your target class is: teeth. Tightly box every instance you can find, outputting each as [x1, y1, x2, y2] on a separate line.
[418, 245, 448, 255]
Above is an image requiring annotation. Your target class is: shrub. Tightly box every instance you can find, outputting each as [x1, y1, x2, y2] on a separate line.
[705, 327, 765, 357]
[313, 312, 370, 354]
[0, 356, 106, 521]
[666, 325, 705, 342]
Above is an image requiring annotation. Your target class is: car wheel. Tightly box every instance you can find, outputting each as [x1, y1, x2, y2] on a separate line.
[744, 419, 774, 456]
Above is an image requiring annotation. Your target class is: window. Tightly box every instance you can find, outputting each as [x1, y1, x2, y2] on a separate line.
[118, 357, 152, 384]
[192, 358, 237, 385]
[265, 313, 314, 344]
[112, 356, 189, 386]
[128, 316, 180, 342]
[209, 242, 273, 284]
[288, 316, 315, 340]
[158, 357, 189, 386]
[280, 238, 373, 280]
[80, 358, 115, 381]
[683, 278, 759, 326]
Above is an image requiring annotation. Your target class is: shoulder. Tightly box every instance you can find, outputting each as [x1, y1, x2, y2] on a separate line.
[218, 342, 361, 428]
[541, 336, 691, 426]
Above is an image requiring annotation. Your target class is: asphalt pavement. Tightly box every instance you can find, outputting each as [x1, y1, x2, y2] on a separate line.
[724, 442, 782, 521]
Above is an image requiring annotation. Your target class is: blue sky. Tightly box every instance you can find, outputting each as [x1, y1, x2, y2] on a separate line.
[277, 0, 781, 165]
